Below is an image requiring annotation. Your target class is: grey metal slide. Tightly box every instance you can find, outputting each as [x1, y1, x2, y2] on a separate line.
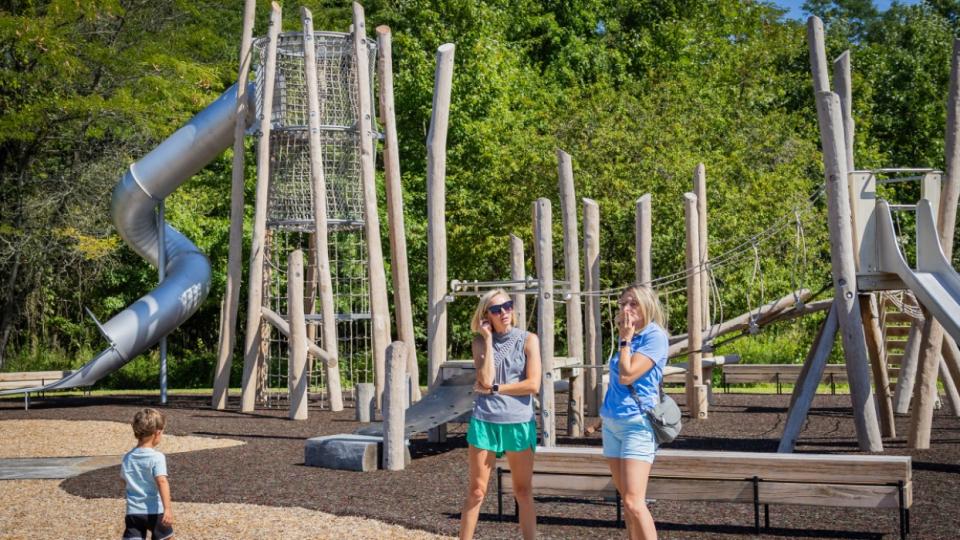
[0, 84, 253, 396]
[876, 198, 960, 344]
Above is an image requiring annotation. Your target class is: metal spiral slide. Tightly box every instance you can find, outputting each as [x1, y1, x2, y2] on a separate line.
[1, 84, 253, 396]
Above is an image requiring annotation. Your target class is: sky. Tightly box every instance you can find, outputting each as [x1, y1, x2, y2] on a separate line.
[770, 0, 924, 21]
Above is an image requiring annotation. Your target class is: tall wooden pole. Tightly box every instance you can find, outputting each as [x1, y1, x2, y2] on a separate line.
[302, 7, 343, 411]
[383, 341, 408, 471]
[683, 193, 707, 419]
[583, 199, 602, 417]
[534, 198, 556, 446]
[377, 26, 419, 402]
[894, 320, 922, 414]
[352, 3, 391, 411]
[240, 2, 281, 413]
[808, 17, 830, 95]
[288, 250, 308, 421]
[426, 42, 455, 442]
[909, 38, 960, 448]
[212, 0, 256, 411]
[557, 150, 584, 437]
[635, 194, 651, 285]
[693, 164, 710, 333]
[817, 90, 883, 451]
[510, 234, 527, 332]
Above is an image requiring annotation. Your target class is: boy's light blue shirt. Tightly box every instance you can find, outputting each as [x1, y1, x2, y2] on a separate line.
[600, 322, 669, 420]
[121, 447, 168, 515]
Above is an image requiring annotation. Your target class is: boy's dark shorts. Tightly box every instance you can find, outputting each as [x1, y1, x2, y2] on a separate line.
[123, 514, 174, 540]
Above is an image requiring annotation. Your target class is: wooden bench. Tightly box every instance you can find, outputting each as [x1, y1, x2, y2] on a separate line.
[497, 446, 912, 539]
[721, 364, 850, 394]
[0, 371, 72, 391]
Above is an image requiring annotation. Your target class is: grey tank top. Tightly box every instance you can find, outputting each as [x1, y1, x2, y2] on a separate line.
[472, 327, 535, 424]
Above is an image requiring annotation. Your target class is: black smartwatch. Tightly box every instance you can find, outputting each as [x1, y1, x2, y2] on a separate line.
[619, 339, 629, 347]
[491, 384, 499, 394]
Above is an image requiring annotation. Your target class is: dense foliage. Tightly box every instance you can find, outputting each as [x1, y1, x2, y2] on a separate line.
[1, 0, 958, 387]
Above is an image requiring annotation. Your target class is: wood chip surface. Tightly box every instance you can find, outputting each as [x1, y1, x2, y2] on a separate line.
[0, 420, 450, 539]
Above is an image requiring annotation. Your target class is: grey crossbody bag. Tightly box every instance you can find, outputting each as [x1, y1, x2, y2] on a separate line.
[628, 382, 682, 444]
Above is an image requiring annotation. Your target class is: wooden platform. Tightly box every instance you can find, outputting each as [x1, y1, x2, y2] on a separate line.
[497, 446, 912, 538]
[0, 371, 73, 391]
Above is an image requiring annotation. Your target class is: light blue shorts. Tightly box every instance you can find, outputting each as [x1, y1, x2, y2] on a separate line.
[601, 414, 658, 463]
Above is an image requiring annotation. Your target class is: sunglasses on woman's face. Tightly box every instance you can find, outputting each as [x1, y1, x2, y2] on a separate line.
[487, 300, 514, 315]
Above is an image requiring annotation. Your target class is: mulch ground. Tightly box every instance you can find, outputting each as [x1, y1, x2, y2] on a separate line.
[2, 390, 957, 539]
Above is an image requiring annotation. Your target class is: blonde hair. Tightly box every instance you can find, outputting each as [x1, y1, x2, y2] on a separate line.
[470, 288, 517, 333]
[131, 408, 166, 440]
[621, 283, 666, 330]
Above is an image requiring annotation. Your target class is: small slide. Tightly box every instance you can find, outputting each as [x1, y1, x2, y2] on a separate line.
[0, 84, 254, 396]
[875, 198, 960, 344]
[355, 373, 476, 437]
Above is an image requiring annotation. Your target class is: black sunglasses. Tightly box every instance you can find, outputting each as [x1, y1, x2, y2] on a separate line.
[487, 300, 514, 315]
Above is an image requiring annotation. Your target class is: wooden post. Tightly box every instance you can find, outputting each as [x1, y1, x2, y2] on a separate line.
[941, 335, 960, 405]
[240, 2, 281, 413]
[583, 199, 601, 417]
[859, 294, 895, 437]
[426, 42, 455, 443]
[352, 3, 391, 411]
[893, 320, 922, 414]
[807, 17, 830, 95]
[383, 341, 408, 470]
[288, 250, 309, 421]
[833, 51, 855, 173]
[693, 164, 710, 333]
[817, 90, 883, 451]
[377, 26, 420, 403]
[302, 7, 343, 412]
[212, 0, 256, 411]
[909, 39, 960, 448]
[510, 234, 527, 332]
[940, 357, 960, 416]
[779, 305, 838, 452]
[557, 150, 584, 437]
[534, 198, 556, 446]
[635, 194, 652, 285]
[356, 382, 375, 423]
[683, 193, 707, 419]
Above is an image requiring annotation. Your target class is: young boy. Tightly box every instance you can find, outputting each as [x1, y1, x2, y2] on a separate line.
[121, 408, 175, 540]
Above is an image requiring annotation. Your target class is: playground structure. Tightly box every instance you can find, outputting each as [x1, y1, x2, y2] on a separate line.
[3, 4, 960, 480]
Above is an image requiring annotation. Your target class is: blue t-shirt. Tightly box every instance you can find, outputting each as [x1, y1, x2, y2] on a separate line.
[121, 447, 168, 515]
[600, 322, 669, 419]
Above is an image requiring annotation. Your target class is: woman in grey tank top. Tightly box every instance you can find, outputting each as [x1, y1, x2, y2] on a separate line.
[459, 289, 541, 540]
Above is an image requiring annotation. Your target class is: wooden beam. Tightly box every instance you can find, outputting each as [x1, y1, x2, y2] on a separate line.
[860, 294, 895, 437]
[260, 307, 333, 365]
[288, 250, 308, 420]
[240, 2, 282, 413]
[684, 192, 707, 419]
[583, 199, 602, 417]
[302, 7, 343, 412]
[817, 90, 883, 451]
[893, 320, 922, 414]
[212, 0, 256, 411]
[352, 2, 391, 411]
[426, 41, 455, 444]
[383, 341, 408, 470]
[377, 26, 420, 404]
[693, 164, 710, 333]
[534, 198, 556, 446]
[510, 234, 527, 332]
[635, 194, 651, 285]
[557, 150, 584, 437]
[779, 304, 838, 453]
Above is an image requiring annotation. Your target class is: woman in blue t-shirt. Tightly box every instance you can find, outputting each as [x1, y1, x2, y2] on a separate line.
[601, 283, 669, 539]
[459, 288, 541, 540]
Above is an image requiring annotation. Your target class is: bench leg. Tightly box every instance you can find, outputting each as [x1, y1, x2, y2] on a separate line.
[514, 498, 519, 523]
[497, 468, 503, 522]
[764, 503, 770, 529]
[752, 476, 761, 534]
[898, 480, 907, 539]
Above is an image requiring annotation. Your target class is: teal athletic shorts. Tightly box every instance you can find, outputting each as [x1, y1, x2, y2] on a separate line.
[466, 417, 538, 458]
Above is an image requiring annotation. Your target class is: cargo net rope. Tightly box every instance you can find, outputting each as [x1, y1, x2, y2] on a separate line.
[251, 30, 379, 408]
